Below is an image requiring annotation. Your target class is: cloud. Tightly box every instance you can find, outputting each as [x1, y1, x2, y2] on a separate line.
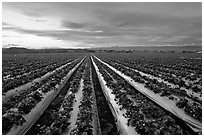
[35, 19, 46, 22]
[62, 21, 87, 29]
[2, 2, 202, 48]
[2, 22, 8, 26]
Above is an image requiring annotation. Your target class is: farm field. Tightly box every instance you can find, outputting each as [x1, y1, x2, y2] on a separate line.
[2, 51, 202, 135]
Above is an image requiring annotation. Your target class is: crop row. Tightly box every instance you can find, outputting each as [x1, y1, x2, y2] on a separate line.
[95, 53, 201, 94]
[3, 58, 76, 94]
[92, 56, 192, 135]
[2, 53, 201, 135]
[90, 57, 119, 135]
[2, 53, 83, 78]
[112, 59, 201, 93]
[25, 58, 85, 135]
[2, 58, 82, 134]
[70, 60, 95, 135]
[27, 56, 118, 135]
[94, 55, 201, 122]
[2, 53, 86, 94]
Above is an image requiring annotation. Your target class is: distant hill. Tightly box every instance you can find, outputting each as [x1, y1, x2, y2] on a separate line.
[2, 45, 202, 54]
[2, 47, 30, 54]
[92, 45, 202, 52]
[2, 47, 96, 54]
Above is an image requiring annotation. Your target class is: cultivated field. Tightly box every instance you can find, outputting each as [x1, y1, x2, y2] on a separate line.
[2, 51, 202, 135]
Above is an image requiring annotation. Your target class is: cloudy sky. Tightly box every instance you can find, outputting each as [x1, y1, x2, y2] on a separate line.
[2, 2, 202, 49]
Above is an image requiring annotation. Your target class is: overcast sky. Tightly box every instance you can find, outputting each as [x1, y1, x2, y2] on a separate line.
[2, 2, 202, 49]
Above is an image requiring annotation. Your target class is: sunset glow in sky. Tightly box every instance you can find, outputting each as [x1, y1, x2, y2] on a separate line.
[2, 2, 202, 49]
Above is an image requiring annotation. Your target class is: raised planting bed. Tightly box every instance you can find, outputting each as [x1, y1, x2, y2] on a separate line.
[90, 56, 119, 135]
[91, 56, 137, 135]
[3, 57, 85, 135]
[92, 55, 199, 134]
